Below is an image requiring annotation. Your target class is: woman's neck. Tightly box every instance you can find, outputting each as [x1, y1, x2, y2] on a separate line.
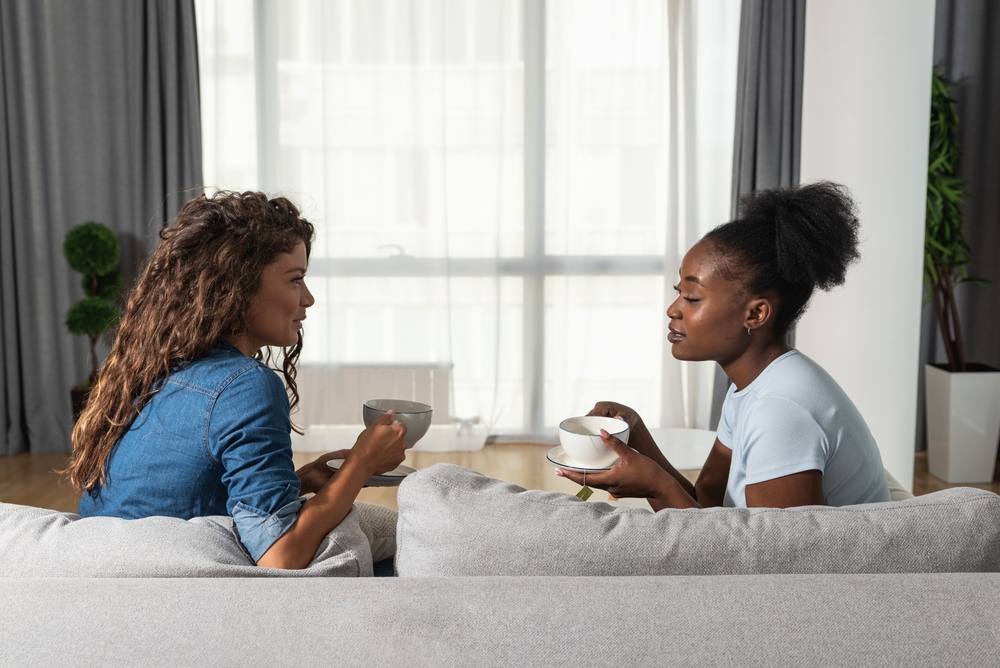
[224, 334, 259, 358]
[722, 341, 792, 391]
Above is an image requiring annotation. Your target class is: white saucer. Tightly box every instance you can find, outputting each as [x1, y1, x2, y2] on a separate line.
[545, 446, 619, 473]
[326, 459, 417, 487]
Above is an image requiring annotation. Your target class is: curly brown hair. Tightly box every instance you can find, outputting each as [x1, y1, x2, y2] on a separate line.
[63, 191, 316, 495]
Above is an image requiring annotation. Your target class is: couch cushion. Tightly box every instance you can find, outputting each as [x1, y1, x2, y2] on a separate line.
[0, 502, 372, 577]
[4, 573, 1000, 667]
[395, 463, 1000, 576]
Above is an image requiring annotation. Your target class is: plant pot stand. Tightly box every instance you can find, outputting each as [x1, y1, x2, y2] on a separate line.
[925, 363, 1000, 484]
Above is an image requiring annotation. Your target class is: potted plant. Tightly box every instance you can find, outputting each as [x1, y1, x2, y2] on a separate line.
[64, 221, 122, 420]
[923, 70, 999, 484]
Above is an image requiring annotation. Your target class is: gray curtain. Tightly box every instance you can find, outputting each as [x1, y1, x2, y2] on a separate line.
[0, 0, 202, 455]
[915, 0, 1000, 452]
[710, 0, 806, 429]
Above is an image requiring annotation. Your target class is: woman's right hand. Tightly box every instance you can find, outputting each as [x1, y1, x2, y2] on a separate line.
[586, 401, 646, 433]
[261, 412, 406, 570]
[586, 401, 667, 472]
[346, 410, 408, 476]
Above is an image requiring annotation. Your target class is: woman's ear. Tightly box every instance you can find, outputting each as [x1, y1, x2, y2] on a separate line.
[744, 298, 774, 333]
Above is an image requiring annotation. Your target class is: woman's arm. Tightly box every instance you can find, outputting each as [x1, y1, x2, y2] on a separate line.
[296, 449, 351, 495]
[744, 470, 824, 508]
[693, 439, 732, 507]
[257, 412, 406, 569]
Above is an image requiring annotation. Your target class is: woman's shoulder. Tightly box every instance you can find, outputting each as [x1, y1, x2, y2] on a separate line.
[757, 350, 841, 391]
[168, 344, 280, 398]
[749, 350, 860, 422]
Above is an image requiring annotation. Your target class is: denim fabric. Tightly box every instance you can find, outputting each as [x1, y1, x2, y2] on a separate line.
[78, 341, 303, 562]
[372, 558, 395, 577]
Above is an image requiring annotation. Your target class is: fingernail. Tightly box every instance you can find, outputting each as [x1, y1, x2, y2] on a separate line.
[601, 429, 609, 437]
[555, 468, 563, 477]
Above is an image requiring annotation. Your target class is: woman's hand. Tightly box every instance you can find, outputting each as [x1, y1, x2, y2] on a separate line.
[556, 430, 667, 498]
[587, 401, 645, 433]
[556, 429, 700, 510]
[260, 415, 405, 570]
[295, 449, 351, 495]
[345, 410, 408, 477]
[586, 401, 664, 468]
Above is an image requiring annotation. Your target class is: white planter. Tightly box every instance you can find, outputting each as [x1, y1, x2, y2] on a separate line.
[925, 364, 1000, 484]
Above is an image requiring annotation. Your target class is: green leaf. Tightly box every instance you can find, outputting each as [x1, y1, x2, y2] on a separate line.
[63, 221, 120, 277]
[84, 269, 123, 300]
[65, 297, 119, 337]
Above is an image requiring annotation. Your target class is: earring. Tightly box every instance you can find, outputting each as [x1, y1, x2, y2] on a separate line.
[747, 327, 751, 336]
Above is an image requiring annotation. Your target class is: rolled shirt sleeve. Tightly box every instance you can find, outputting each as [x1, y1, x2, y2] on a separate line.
[209, 364, 304, 562]
[230, 494, 303, 562]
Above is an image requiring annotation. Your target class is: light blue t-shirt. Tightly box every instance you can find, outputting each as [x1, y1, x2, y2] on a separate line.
[718, 349, 890, 508]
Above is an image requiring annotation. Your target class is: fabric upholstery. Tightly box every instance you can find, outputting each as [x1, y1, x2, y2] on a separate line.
[2, 574, 1000, 667]
[356, 501, 398, 563]
[396, 463, 1000, 577]
[0, 502, 372, 577]
[885, 468, 915, 501]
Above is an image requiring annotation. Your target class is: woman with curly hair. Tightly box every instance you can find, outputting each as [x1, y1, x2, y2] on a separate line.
[64, 191, 406, 571]
[557, 181, 890, 509]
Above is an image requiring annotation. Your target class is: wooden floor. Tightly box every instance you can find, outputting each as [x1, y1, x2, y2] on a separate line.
[1, 447, 997, 513]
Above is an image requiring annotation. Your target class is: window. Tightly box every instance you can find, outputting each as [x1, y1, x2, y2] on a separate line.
[196, 0, 740, 437]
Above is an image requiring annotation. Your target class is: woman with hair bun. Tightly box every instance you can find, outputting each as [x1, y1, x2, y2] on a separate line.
[64, 191, 406, 571]
[557, 181, 890, 509]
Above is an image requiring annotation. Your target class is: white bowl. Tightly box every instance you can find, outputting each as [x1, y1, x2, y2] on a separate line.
[363, 399, 433, 448]
[558, 416, 629, 469]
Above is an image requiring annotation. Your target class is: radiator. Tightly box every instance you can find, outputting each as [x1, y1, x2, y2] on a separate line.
[294, 363, 452, 428]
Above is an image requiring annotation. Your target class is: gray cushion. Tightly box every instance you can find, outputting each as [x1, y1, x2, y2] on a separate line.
[4, 573, 1000, 667]
[0, 502, 373, 577]
[396, 463, 1000, 576]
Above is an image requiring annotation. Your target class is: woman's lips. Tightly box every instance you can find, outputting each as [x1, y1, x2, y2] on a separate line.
[667, 327, 685, 343]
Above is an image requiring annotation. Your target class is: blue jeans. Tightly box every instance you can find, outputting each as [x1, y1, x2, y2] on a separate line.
[373, 558, 395, 577]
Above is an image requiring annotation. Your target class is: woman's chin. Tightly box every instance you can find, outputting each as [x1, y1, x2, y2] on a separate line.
[669, 344, 700, 362]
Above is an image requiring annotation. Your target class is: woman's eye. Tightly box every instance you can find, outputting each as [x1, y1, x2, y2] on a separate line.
[674, 285, 698, 302]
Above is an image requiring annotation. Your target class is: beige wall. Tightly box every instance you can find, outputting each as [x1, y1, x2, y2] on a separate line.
[796, 0, 936, 490]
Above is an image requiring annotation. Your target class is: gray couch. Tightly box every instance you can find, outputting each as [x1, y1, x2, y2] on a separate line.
[3, 463, 1000, 667]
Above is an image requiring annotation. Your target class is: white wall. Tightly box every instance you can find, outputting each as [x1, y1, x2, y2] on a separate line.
[796, 0, 936, 490]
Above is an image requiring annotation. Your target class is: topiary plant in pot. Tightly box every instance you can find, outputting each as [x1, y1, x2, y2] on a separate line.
[924, 69, 998, 484]
[64, 221, 122, 420]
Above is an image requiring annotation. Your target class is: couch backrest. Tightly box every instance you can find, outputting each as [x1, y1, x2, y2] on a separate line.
[396, 463, 1000, 576]
[0, 503, 372, 577]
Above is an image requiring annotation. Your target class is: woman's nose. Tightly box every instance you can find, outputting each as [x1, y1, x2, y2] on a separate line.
[302, 280, 316, 308]
[666, 296, 682, 319]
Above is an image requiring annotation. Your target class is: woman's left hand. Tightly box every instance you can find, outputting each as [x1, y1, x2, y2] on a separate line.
[296, 449, 351, 495]
[558, 432, 701, 510]
[555, 431, 670, 500]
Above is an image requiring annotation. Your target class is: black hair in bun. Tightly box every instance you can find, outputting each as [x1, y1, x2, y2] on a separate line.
[703, 180, 861, 337]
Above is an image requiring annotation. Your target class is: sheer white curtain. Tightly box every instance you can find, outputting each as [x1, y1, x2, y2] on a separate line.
[195, 0, 739, 448]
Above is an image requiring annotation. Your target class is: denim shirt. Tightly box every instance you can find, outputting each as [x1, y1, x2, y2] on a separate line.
[78, 341, 304, 562]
